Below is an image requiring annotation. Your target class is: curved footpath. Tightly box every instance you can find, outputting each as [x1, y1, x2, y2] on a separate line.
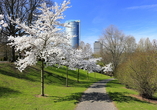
[75, 78, 117, 110]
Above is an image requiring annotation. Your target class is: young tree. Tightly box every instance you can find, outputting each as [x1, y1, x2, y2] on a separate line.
[8, 0, 71, 96]
[61, 48, 80, 87]
[74, 49, 84, 83]
[75, 41, 93, 82]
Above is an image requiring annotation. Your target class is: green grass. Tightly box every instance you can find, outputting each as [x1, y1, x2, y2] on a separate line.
[106, 80, 157, 110]
[0, 62, 110, 110]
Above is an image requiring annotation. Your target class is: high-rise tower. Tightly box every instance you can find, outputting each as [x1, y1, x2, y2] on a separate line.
[65, 20, 80, 48]
[94, 41, 102, 53]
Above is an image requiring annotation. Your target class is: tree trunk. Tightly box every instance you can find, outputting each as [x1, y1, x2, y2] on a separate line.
[66, 66, 68, 87]
[41, 59, 45, 96]
[12, 46, 15, 62]
[87, 71, 89, 80]
[18, 51, 22, 59]
[5, 44, 8, 61]
[77, 68, 80, 82]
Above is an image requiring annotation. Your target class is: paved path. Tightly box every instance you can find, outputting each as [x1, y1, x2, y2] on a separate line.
[75, 78, 117, 110]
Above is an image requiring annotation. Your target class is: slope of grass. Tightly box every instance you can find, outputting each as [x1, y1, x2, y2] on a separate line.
[0, 62, 110, 110]
[106, 80, 157, 110]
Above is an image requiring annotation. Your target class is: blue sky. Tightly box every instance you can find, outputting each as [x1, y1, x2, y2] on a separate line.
[55, 0, 157, 48]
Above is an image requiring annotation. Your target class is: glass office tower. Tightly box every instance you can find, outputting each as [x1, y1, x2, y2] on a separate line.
[65, 20, 80, 48]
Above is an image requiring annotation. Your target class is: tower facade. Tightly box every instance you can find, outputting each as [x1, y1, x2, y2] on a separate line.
[65, 20, 80, 48]
[94, 41, 102, 53]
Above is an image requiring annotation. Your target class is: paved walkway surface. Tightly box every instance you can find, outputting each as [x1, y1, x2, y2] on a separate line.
[75, 78, 117, 110]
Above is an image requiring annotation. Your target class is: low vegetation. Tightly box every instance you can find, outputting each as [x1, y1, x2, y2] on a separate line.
[106, 80, 157, 110]
[116, 51, 157, 99]
[0, 62, 110, 110]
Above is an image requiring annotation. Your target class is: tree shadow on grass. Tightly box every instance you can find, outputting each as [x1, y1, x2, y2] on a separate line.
[50, 92, 83, 104]
[109, 92, 150, 104]
[0, 64, 74, 86]
[49, 67, 90, 81]
[0, 87, 21, 98]
[80, 92, 112, 103]
[106, 80, 123, 88]
[89, 79, 113, 88]
[52, 92, 113, 104]
[0, 64, 40, 82]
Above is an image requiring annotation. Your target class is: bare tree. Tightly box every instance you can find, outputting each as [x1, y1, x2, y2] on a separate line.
[121, 35, 136, 62]
[152, 39, 157, 51]
[0, 0, 53, 61]
[99, 25, 127, 75]
[145, 38, 153, 51]
[136, 38, 153, 52]
[125, 35, 136, 53]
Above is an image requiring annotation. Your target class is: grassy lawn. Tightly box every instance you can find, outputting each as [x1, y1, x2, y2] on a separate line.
[0, 62, 110, 110]
[106, 80, 157, 110]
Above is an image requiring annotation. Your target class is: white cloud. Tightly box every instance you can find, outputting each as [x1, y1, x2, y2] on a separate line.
[127, 4, 157, 10]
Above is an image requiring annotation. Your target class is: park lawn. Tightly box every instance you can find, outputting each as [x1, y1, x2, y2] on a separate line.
[0, 62, 110, 110]
[106, 80, 157, 110]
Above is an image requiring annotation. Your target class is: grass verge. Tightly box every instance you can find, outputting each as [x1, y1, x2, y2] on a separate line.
[0, 62, 110, 110]
[106, 80, 157, 110]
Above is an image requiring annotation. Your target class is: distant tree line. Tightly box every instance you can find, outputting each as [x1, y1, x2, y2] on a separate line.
[97, 25, 157, 99]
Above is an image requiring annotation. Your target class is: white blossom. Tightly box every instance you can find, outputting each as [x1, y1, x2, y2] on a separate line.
[0, 14, 8, 30]
[81, 58, 102, 73]
[0, 14, 4, 20]
[2, 23, 8, 27]
[102, 63, 113, 72]
[0, 20, 4, 25]
[8, 0, 72, 72]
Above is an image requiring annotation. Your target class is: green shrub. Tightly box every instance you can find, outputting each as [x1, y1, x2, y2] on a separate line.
[116, 51, 157, 99]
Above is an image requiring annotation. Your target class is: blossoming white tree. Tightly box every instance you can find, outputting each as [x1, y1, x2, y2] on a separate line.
[74, 42, 99, 81]
[8, 0, 72, 96]
[102, 63, 113, 77]
[65, 48, 83, 83]
[73, 42, 92, 82]
[0, 14, 8, 31]
[81, 58, 101, 79]
[61, 47, 79, 87]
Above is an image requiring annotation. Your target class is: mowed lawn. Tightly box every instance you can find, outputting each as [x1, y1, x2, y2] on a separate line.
[0, 62, 110, 110]
[106, 80, 157, 110]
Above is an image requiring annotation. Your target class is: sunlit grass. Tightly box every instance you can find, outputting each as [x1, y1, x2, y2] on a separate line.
[0, 62, 110, 110]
